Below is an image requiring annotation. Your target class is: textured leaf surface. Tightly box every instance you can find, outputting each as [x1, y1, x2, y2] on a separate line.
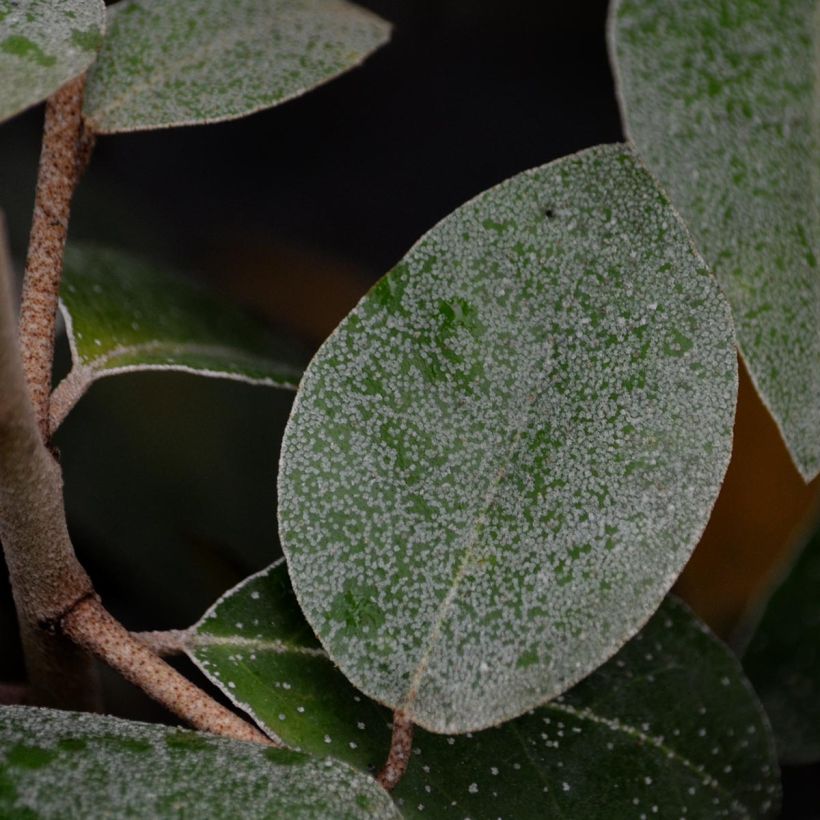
[0, 706, 399, 819]
[278, 144, 737, 732]
[57, 244, 304, 415]
[609, 0, 820, 479]
[82, 0, 390, 133]
[743, 520, 820, 764]
[0, 0, 104, 123]
[187, 562, 780, 819]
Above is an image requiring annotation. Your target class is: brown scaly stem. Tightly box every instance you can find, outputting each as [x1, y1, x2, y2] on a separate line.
[18, 74, 93, 442]
[0, 213, 99, 709]
[1, 222, 277, 740]
[376, 709, 415, 790]
[63, 599, 277, 745]
[1, 81, 279, 740]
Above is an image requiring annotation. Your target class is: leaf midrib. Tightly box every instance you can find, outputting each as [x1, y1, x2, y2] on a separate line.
[85, 339, 300, 380]
[402, 326, 554, 712]
[190, 633, 326, 657]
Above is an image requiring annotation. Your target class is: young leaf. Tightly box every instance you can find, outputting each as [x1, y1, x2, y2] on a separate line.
[0, 0, 104, 124]
[609, 0, 820, 480]
[742, 519, 820, 764]
[82, 0, 391, 133]
[53, 244, 304, 430]
[278, 144, 738, 733]
[186, 561, 780, 818]
[0, 706, 399, 818]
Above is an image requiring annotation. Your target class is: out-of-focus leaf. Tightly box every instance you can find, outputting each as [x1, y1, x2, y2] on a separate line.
[0, 0, 104, 124]
[0, 706, 399, 818]
[278, 144, 737, 733]
[743, 518, 820, 764]
[55, 371, 295, 629]
[186, 562, 780, 819]
[609, 0, 820, 479]
[54, 244, 304, 429]
[82, 0, 391, 133]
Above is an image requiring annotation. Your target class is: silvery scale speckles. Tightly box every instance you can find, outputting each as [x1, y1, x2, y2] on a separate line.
[278, 145, 737, 734]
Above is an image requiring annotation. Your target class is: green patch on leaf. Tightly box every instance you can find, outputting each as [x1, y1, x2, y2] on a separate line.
[0, 0, 104, 123]
[1, 35, 56, 66]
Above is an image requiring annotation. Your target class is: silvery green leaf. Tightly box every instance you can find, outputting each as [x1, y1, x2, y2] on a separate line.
[609, 0, 820, 479]
[278, 144, 737, 732]
[0, 706, 399, 818]
[0, 0, 104, 123]
[53, 244, 304, 430]
[83, 0, 391, 133]
[186, 562, 780, 818]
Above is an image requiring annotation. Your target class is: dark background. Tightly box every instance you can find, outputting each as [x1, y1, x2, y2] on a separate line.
[1, 0, 818, 814]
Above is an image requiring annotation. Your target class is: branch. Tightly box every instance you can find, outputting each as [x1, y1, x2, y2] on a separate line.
[376, 709, 414, 791]
[18, 75, 94, 441]
[63, 599, 278, 746]
[1, 218, 275, 742]
[0, 213, 99, 709]
[48, 365, 92, 435]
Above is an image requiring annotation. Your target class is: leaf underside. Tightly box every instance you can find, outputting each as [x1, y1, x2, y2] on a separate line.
[59, 243, 305, 390]
[0, 706, 399, 819]
[82, 0, 391, 133]
[188, 561, 780, 819]
[278, 144, 737, 733]
[743, 518, 820, 764]
[609, 0, 820, 479]
[0, 0, 104, 124]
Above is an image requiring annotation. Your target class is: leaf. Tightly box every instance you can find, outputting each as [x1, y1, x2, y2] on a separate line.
[277, 144, 738, 733]
[54, 244, 305, 429]
[742, 517, 820, 764]
[609, 0, 820, 480]
[0, 706, 399, 819]
[0, 0, 104, 124]
[82, 0, 391, 133]
[186, 561, 781, 819]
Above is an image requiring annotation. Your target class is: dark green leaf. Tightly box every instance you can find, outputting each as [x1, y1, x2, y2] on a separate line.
[609, 0, 820, 479]
[743, 519, 820, 764]
[187, 562, 780, 818]
[278, 144, 737, 732]
[0, 706, 398, 818]
[54, 244, 304, 429]
[0, 0, 104, 124]
[83, 0, 391, 133]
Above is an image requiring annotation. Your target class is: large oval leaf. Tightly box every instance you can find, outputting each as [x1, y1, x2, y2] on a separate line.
[742, 517, 820, 764]
[82, 0, 391, 133]
[0, 0, 104, 124]
[278, 144, 737, 733]
[53, 244, 305, 430]
[0, 706, 399, 818]
[609, 0, 820, 479]
[186, 562, 780, 818]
